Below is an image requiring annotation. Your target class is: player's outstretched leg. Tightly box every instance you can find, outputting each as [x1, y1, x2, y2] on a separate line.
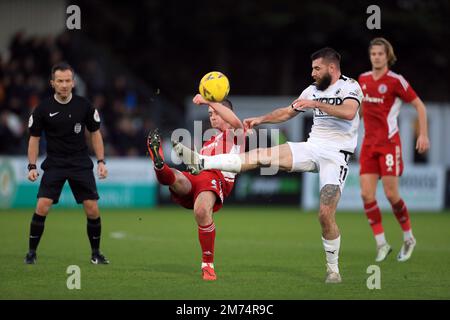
[147, 129, 178, 186]
[173, 141, 293, 175]
[172, 140, 205, 175]
[172, 140, 246, 174]
[147, 128, 165, 169]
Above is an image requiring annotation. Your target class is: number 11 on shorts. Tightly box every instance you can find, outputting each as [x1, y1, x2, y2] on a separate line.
[339, 165, 348, 184]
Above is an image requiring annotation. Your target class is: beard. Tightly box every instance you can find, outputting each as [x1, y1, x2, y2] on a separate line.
[315, 73, 332, 91]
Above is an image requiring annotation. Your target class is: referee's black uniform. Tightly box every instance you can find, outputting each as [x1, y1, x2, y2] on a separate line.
[25, 92, 109, 264]
[29, 94, 100, 203]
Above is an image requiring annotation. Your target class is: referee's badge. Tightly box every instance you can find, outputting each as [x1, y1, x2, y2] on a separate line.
[28, 115, 33, 128]
[94, 109, 100, 122]
[74, 123, 82, 134]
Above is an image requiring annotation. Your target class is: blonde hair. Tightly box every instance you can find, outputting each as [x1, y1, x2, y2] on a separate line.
[369, 37, 397, 67]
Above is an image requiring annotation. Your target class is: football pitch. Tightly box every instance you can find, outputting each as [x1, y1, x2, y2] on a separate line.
[1, 207, 449, 300]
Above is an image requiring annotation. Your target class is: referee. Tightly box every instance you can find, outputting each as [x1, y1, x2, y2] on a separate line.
[25, 62, 109, 264]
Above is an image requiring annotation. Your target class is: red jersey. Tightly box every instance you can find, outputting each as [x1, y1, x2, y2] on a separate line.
[200, 128, 245, 192]
[358, 70, 417, 145]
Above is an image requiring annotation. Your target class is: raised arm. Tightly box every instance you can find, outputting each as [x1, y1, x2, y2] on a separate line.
[244, 104, 301, 129]
[209, 101, 243, 129]
[292, 81, 361, 120]
[193, 94, 243, 129]
[294, 98, 360, 120]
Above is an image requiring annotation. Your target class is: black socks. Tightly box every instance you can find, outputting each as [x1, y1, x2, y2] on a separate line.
[29, 213, 46, 252]
[87, 217, 101, 254]
[28, 214, 103, 255]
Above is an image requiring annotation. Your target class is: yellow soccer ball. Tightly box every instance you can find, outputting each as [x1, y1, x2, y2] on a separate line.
[198, 71, 230, 102]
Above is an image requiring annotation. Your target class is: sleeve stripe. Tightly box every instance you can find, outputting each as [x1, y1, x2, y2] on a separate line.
[388, 71, 409, 91]
[343, 97, 361, 106]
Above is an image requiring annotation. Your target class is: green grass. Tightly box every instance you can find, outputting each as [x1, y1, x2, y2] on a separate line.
[1, 207, 449, 299]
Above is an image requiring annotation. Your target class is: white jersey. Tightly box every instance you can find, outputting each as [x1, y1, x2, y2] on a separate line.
[299, 75, 363, 152]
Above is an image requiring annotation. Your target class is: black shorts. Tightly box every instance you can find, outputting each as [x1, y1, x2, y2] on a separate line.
[37, 166, 99, 204]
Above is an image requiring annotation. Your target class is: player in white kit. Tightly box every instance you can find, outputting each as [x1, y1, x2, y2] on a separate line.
[174, 47, 363, 283]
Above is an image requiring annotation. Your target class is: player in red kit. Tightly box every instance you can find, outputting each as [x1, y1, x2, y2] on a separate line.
[358, 38, 430, 262]
[147, 94, 244, 280]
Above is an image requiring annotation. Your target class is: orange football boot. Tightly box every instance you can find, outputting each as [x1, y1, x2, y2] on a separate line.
[202, 265, 217, 281]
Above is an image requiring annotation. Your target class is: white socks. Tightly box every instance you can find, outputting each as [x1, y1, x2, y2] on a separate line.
[322, 236, 341, 273]
[375, 230, 413, 244]
[375, 233, 387, 247]
[203, 154, 242, 173]
[403, 229, 414, 242]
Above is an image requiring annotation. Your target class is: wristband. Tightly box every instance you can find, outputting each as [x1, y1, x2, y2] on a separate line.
[28, 164, 37, 171]
[97, 159, 106, 165]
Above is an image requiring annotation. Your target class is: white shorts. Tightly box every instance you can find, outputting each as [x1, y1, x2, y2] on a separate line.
[287, 141, 352, 193]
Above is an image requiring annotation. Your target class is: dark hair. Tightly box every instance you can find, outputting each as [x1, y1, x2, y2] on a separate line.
[311, 47, 341, 67]
[221, 99, 233, 110]
[51, 62, 74, 79]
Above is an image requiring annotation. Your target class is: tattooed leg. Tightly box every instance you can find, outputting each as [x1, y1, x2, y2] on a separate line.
[319, 184, 343, 281]
[318, 184, 341, 240]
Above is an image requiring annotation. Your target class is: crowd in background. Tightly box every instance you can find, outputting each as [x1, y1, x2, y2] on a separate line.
[0, 31, 155, 156]
[1, 0, 448, 157]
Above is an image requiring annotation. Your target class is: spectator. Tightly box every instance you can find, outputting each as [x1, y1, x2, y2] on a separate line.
[0, 31, 155, 157]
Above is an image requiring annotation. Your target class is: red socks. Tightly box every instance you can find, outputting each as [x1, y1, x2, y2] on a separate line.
[198, 222, 216, 263]
[365, 199, 412, 241]
[364, 201, 384, 235]
[392, 199, 411, 232]
[154, 164, 176, 185]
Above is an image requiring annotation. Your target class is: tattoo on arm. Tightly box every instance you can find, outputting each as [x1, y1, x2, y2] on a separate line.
[320, 184, 341, 206]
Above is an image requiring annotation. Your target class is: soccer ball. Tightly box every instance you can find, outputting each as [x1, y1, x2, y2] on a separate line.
[198, 71, 230, 102]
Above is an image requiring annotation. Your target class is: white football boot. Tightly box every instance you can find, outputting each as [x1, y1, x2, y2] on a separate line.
[375, 243, 392, 262]
[397, 237, 416, 262]
[172, 140, 204, 175]
[325, 264, 342, 284]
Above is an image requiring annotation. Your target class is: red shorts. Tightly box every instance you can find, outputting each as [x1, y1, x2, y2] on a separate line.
[360, 141, 404, 177]
[170, 170, 229, 212]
